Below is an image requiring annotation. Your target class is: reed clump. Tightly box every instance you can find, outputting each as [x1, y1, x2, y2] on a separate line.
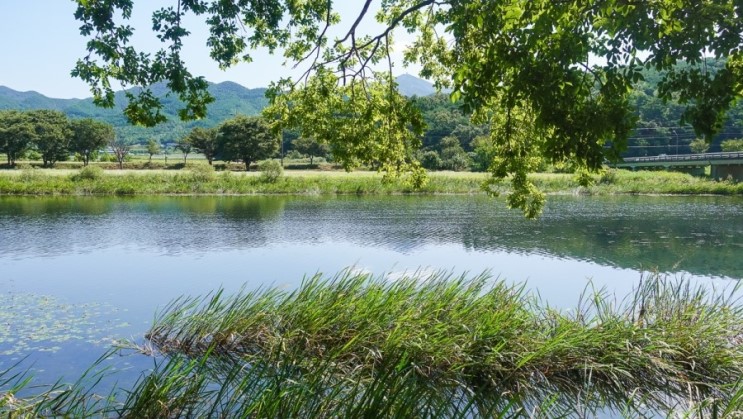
[2, 272, 743, 417]
[143, 271, 743, 417]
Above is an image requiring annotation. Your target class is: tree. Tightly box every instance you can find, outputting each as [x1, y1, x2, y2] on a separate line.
[264, 71, 426, 184]
[217, 116, 278, 171]
[186, 127, 218, 165]
[0, 110, 36, 166]
[73, 1, 743, 216]
[470, 135, 497, 172]
[291, 136, 329, 165]
[28, 110, 71, 167]
[689, 138, 710, 154]
[721, 139, 743, 152]
[109, 137, 131, 169]
[439, 136, 471, 171]
[146, 139, 161, 162]
[175, 137, 192, 164]
[70, 118, 115, 166]
[419, 150, 442, 171]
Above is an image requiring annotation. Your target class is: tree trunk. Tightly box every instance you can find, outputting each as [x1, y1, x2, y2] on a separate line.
[244, 159, 251, 171]
[310, 155, 314, 165]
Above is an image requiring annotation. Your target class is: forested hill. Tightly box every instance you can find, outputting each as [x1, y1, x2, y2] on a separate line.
[412, 58, 743, 158]
[627, 59, 743, 156]
[0, 75, 438, 144]
[3, 68, 742, 156]
[0, 82, 269, 143]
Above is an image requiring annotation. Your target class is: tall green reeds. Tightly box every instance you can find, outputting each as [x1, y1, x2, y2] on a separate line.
[2, 271, 742, 417]
[144, 271, 743, 417]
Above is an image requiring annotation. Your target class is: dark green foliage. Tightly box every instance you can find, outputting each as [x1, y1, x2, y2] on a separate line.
[217, 116, 278, 171]
[186, 127, 218, 165]
[70, 118, 114, 166]
[0, 110, 35, 166]
[27, 110, 71, 167]
[470, 135, 497, 172]
[0, 83, 268, 145]
[627, 59, 743, 157]
[291, 136, 328, 165]
[419, 150, 442, 170]
[67, 1, 743, 216]
[439, 136, 471, 171]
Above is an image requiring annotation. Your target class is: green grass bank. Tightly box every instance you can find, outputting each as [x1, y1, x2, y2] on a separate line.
[2, 272, 742, 417]
[1, 166, 742, 197]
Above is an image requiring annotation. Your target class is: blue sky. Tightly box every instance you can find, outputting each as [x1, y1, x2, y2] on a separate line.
[0, 1, 415, 99]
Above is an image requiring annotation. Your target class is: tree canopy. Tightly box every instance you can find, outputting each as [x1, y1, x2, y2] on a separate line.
[217, 116, 278, 171]
[70, 118, 115, 166]
[0, 110, 36, 166]
[73, 0, 743, 216]
[186, 127, 219, 165]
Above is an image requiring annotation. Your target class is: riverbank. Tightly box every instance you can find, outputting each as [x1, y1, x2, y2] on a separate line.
[2, 271, 742, 417]
[0, 166, 742, 197]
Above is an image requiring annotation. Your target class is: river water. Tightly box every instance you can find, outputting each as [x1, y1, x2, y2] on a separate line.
[1, 194, 741, 387]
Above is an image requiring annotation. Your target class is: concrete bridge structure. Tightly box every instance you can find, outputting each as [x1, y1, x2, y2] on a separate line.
[611, 152, 743, 181]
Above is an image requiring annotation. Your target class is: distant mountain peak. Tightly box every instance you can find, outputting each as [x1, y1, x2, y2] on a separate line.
[395, 74, 439, 97]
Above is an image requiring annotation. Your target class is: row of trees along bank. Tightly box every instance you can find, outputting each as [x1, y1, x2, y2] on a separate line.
[0, 110, 280, 171]
[0, 110, 113, 167]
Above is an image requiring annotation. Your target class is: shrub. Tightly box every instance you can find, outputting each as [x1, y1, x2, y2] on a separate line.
[189, 164, 216, 182]
[721, 139, 743, 152]
[259, 160, 283, 183]
[689, 138, 709, 154]
[443, 152, 472, 171]
[285, 150, 304, 160]
[22, 150, 42, 161]
[419, 150, 442, 170]
[74, 165, 104, 181]
[18, 167, 40, 182]
[599, 168, 618, 184]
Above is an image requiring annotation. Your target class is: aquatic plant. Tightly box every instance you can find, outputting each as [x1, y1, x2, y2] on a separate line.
[144, 271, 743, 416]
[2, 271, 742, 417]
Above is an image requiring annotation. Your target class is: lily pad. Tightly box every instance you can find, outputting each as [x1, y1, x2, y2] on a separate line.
[0, 292, 129, 357]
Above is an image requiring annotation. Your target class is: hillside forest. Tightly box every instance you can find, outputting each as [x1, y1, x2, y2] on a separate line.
[2, 64, 743, 171]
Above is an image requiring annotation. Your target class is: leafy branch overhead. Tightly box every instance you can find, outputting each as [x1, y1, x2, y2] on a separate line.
[72, 0, 743, 216]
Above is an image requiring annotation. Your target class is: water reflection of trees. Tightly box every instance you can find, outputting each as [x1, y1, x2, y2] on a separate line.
[0, 195, 740, 279]
[0, 196, 286, 257]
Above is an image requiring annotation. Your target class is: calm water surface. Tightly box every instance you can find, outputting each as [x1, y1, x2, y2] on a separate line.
[1, 194, 741, 386]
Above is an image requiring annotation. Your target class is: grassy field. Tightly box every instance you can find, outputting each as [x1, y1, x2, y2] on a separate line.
[1, 164, 742, 197]
[2, 271, 742, 417]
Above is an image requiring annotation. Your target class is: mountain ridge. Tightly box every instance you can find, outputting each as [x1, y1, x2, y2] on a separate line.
[0, 76, 438, 142]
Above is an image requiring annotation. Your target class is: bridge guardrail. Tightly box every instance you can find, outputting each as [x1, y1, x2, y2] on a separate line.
[619, 151, 743, 164]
